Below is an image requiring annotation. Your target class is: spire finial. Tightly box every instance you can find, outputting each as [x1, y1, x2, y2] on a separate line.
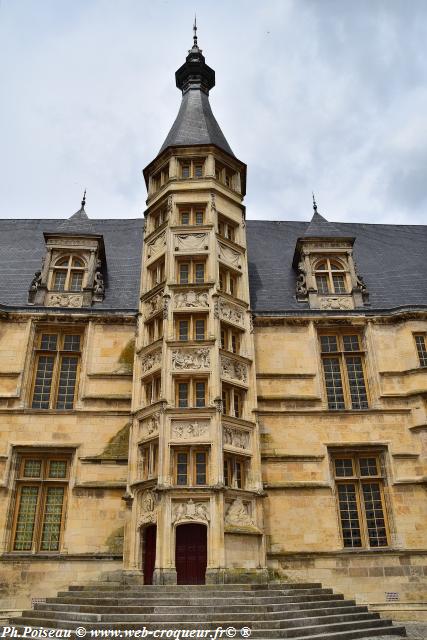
[81, 189, 86, 209]
[193, 14, 198, 47]
[312, 192, 318, 214]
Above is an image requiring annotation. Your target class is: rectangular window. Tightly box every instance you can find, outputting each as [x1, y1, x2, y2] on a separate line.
[174, 449, 208, 486]
[333, 453, 388, 549]
[12, 454, 69, 552]
[415, 334, 427, 367]
[224, 456, 246, 489]
[179, 263, 189, 284]
[146, 316, 163, 343]
[144, 376, 161, 405]
[175, 316, 207, 342]
[195, 263, 205, 284]
[195, 319, 205, 341]
[175, 379, 207, 408]
[320, 333, 368, 410]
[218, 216, 237, 242]
[181, 211, 190, 225]
[215, 161, 236, 191]
[179, 158, 205, 179]
[195, 211, 204, 225]
[222, 384, 244, 418]
[149, 259, 165, 288]
[219, 268, 239, 297]
[139, 441, 159, 481]
[32, 331, 82, 410]
[178, 206, 206, 226]
[177, 259, 206, 285]
[179, 320, 189, 342]
[152, 207, 167, 231]
[316, 274, 329, 294]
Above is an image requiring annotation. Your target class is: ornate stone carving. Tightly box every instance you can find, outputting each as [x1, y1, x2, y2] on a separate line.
[145, 292, 163, 318]
[249, 312, 255, 334]
[319, 296, 353, 310]
[210, 192, 216, 214]
[141, 349, 162, 373]
[163, 294, 170, 319]
[93, 261, 105, 302]
[355, 263, 369, 302]
[175, 233, 208, 252]
[147, 230, 166, 258]
[225, 498, 254, 527]
[219, 242, 241, 269]
[172, 348, 210, 370]
[167, 195, 173, 214]
[214, 397, 224, 413]
[223, 425, 250, 450]
[138, 489, 157, 526]
[172, 499, 210, 524]
[296, 260, 308, 300]
[172, 421, 209, 440]
[140, 413, 160, 438]
[29, 270, 42, 292]
[221, 355, 248, 383]
[217, 299, 244, 326]
[46, 293, 83, 308]
[174, 290, 209, 309]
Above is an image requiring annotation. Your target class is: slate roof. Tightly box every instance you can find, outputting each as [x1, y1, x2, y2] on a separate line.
[247, 220, 427, 313]
[158, 88, 234, 158]
[0, 218, 144, 311]
[0, 216, 425, 314]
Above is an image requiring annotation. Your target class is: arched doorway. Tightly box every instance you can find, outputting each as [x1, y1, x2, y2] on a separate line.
[175, 523, 207, 585]
[142, 524, 156, 585]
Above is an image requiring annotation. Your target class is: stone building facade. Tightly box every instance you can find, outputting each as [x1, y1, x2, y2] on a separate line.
[0, 31, 426, 619]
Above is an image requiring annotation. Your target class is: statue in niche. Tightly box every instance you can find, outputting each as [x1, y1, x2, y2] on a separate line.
[93, 260, 105, 301]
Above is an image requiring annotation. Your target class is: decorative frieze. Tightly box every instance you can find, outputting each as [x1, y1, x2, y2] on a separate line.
[145, 291, 164, 318]
[137, 489, 157, 526]
[175, 233, 208, 252]
[223, 425, 250, 450]
[172, 420, 209, 440]
[147, 230, 166, 259]
[221, 355, 248, 383]
[45, 293, 83, 308]
[172, 499, 210, 524]
[219, 242, 242, 269]
[174, 290, 209, 309]
[140, 413, 160, 438]
[172, 347, 210, 370]
[319, 296, 353, 310]
[225, 498, 254, 527]
[215, 298, 245, 326]
[141, 349, 162, 373]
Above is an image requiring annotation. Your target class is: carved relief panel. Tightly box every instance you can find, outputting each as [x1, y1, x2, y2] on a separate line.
[171, 420, 210, 441]
[218, 242, 242, 270]
[141, 349, 162, 374]
[174, 290, 209, 310]
[223, 425, 250, 450]
[172, 347, 210, 370]
[139, 413, 160, 440]
[172, 499, 210, 524]
[215, 297, 245, 327]
[174, 233, 209, 252]
[220, 355, 248, 384]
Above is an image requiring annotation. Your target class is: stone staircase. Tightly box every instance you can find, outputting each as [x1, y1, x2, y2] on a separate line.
[6, 582, 406, 639]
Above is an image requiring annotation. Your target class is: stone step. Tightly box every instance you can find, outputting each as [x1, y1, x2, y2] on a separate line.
[252, 627, 405, 640]
[58, 588, 333, 601]
[248, 619, 401, 638]
[33, 601, 365, 619]
[68, 582, 322, 592]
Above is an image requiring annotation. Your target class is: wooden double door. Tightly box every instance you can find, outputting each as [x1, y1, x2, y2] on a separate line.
[175, 523, 207, 585]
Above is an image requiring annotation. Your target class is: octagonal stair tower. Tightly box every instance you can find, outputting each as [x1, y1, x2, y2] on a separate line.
[124, 26, 266, 585]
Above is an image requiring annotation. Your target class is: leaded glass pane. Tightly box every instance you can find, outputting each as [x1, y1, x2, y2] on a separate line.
[362, 482, 388, 547]
[40, 487, 64, 551]
[53, 271, 66, 291]
[40, 334, 57, 351]
[178, 383, 188, 408]
[49, 460, 67, 478]
[320, 335, 338, 353]
[343, 335, 360, 352]
[13, 486, 39, 550]
[195, 263, 205, 284]
[69, 271, 83, 292]
[322, 357, 345, 410]
[195, 382, 205, 408]
[23, 459, 42, 478]
[32, 355, 55, 409]
[359, 457, 378, 476]
[415, 335, 427, 367]
[337, 483, 362, 547]
[345, 355, 368, 409]
[63, 335, 81, 351]
[195, 452, 206, 485]
[332, 274, 346, 293]
[56, 356, 78, 409]
[176, 453, 188, 485]
[72, 257, 84, 267]
[334, 459, 353, 477]
[316, 274, 329, 294]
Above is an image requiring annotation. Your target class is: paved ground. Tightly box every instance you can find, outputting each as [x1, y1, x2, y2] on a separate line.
[374, 622, 427, 639]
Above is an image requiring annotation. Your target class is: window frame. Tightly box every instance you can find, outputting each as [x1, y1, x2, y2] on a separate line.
[223, 454, 246, 489]
[220, 323, 242, 354]
[50, 255, 86, 293]
[314, 257, 350, 295]
[173, 447, 209, 486]
[174, 377, 207, 408]
[175, 315, 207, 342]
[178, 205, 206, 226]
[30, 329, 83, 411]
[146, 315, 164, 344]
[414, 334, 427, 367]
[218, 216, 237, 242]
[178, 158, 205, 180]
[331, 451, 390, 549]
[148, 258, 165, 289]
[144, 375, 162, 406]
[11, 452, 70, 553]
[219, 267, 238, 297]
[319, 331, 369, 410]
[139, 440, 159, 481]
[222, 384, 244, 419]
[177, 258, 206, 285]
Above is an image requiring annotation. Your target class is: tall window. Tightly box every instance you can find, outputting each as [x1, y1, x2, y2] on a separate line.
[220, 323, 241, 354]
[177, 259, 205, 285]
[151, 207, 168, 231]
[12, 453, 70, 552]
[215, 162, 236, 191]
[148, 258, 165, 289]
[175, 315, 206, 341]
[219, 268, 238, 297]
[175, 379, 207, 408]
[224, 455, 246, 489]
[31, 331, 82, 410]
[51, 256, 85, 292]
[414, 334, 427, 367]
[315, 258, 348, 295]
[332, 452, 389, 548]
[151, 164, 169, 193]
[320, 333, 368, 410]
[139, 441, 158, 480]
[174, 449, 208, 486]
[144, 376, 161, 405]
[222, 384, 244, 418]
[146, 316, 163, 343]
[218, 216, 237, 242]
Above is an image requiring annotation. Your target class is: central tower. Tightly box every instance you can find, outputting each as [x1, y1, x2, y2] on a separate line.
[125, 26, 266, 584]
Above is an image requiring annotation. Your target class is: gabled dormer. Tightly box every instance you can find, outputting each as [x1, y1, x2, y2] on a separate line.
[28, 194, 106, 308]
[293, 197, 369, 310]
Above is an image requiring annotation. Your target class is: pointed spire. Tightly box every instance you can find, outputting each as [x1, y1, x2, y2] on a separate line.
[312, 192, 318, 214]
[193, 14, 198, 48]
[81, 189, 86, 209]
[304, 195, 348, 239]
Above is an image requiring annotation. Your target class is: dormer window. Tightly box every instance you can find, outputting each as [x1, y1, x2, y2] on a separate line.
[314, 258, 348, 295]
[51, 256, 85, 292]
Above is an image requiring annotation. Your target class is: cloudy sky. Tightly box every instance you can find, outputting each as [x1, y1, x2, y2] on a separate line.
[1, 0, 426, 224]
